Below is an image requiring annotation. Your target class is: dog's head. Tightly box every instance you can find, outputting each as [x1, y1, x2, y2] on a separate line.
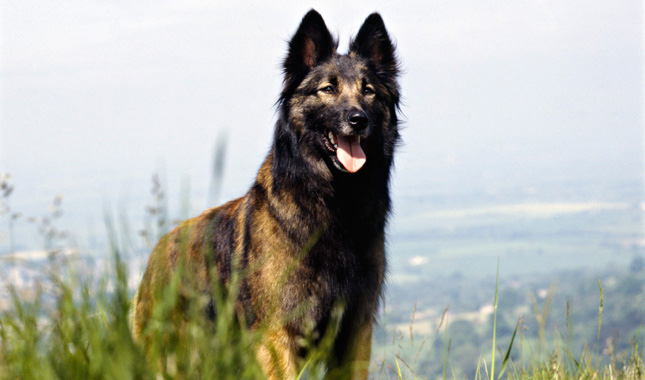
[277, 10, 400, 177]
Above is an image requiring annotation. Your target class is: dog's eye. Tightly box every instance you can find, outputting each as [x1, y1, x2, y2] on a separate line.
[320, 86, 335, 94]
[363, 87, 375, 96]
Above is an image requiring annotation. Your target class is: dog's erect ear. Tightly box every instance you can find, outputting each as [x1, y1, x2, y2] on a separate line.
[282, 10, 336, 99]
[350, 13, 398, 79]
[285, 10, 335, 70]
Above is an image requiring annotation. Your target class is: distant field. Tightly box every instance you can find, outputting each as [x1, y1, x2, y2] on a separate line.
[389, 200, 644, 280]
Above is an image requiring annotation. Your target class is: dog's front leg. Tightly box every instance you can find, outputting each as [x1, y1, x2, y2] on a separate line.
[326, 320, 373, 380]
[345, 321, 373, 380]
[257, 327, 299, 380]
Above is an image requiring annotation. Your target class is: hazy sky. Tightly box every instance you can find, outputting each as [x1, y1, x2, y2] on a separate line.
[0, 1, 643, 240]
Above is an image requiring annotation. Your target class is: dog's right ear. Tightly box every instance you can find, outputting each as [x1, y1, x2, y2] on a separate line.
[281, 10, 337, 100]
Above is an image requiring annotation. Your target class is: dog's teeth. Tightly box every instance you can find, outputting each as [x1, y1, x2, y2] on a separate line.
[358, 136, 361, 144]
[327, 131, 337, 148]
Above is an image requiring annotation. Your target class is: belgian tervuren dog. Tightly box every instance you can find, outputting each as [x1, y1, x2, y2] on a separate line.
[133, 9, 400, 380]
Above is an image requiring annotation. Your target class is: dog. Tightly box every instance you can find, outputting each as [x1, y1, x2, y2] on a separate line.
[133, 9, 400, 380]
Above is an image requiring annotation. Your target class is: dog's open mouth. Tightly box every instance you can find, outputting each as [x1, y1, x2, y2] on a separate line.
[324, 130, 366, 173]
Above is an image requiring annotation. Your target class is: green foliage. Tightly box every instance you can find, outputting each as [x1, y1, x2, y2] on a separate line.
[372, 266, 644, 380]
[0, 249, 269, 380]
[1, 253, 643, 380]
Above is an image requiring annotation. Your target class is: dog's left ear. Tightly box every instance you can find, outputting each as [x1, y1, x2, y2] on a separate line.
[350, 13, 399, 79]
[281, 10, 337, 101]
[285, 10, 336, 71]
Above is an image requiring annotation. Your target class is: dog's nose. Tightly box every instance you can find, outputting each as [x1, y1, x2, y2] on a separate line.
[348, 111, 369, 131]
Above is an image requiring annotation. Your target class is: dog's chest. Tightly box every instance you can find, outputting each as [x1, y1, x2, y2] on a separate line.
[286, 234, 384, 326]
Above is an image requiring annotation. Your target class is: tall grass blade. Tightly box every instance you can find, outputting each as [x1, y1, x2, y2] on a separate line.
[88, 289, 109, 328]
[396, 357, 403, 380]
[396, 354, 419, 380]
[475, 354, 483, 380]
[295, 357, 313, 380]
[443, 311, 451, 380]
[410, 300, 417, 345]
[208, 131, 228, 207]
[497, 319, 519, 380]
[597, 279, 603, 342]
[558, 330, 582, 374]
[490, 259, 500, 380]
[596, 279, 604, 366]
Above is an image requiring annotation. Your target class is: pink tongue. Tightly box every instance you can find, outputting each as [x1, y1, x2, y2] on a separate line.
[336, 135, 366, 173]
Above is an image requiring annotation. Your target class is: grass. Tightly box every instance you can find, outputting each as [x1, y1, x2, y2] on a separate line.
[0, 249, 269, 379]
[0, 240, 643, 379]
[374, 274, 643, 380]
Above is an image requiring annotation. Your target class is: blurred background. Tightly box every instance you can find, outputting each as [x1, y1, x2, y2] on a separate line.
[1, 0, 643, 376]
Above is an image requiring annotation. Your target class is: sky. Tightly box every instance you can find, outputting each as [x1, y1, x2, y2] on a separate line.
[0, 0, 643, 249]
